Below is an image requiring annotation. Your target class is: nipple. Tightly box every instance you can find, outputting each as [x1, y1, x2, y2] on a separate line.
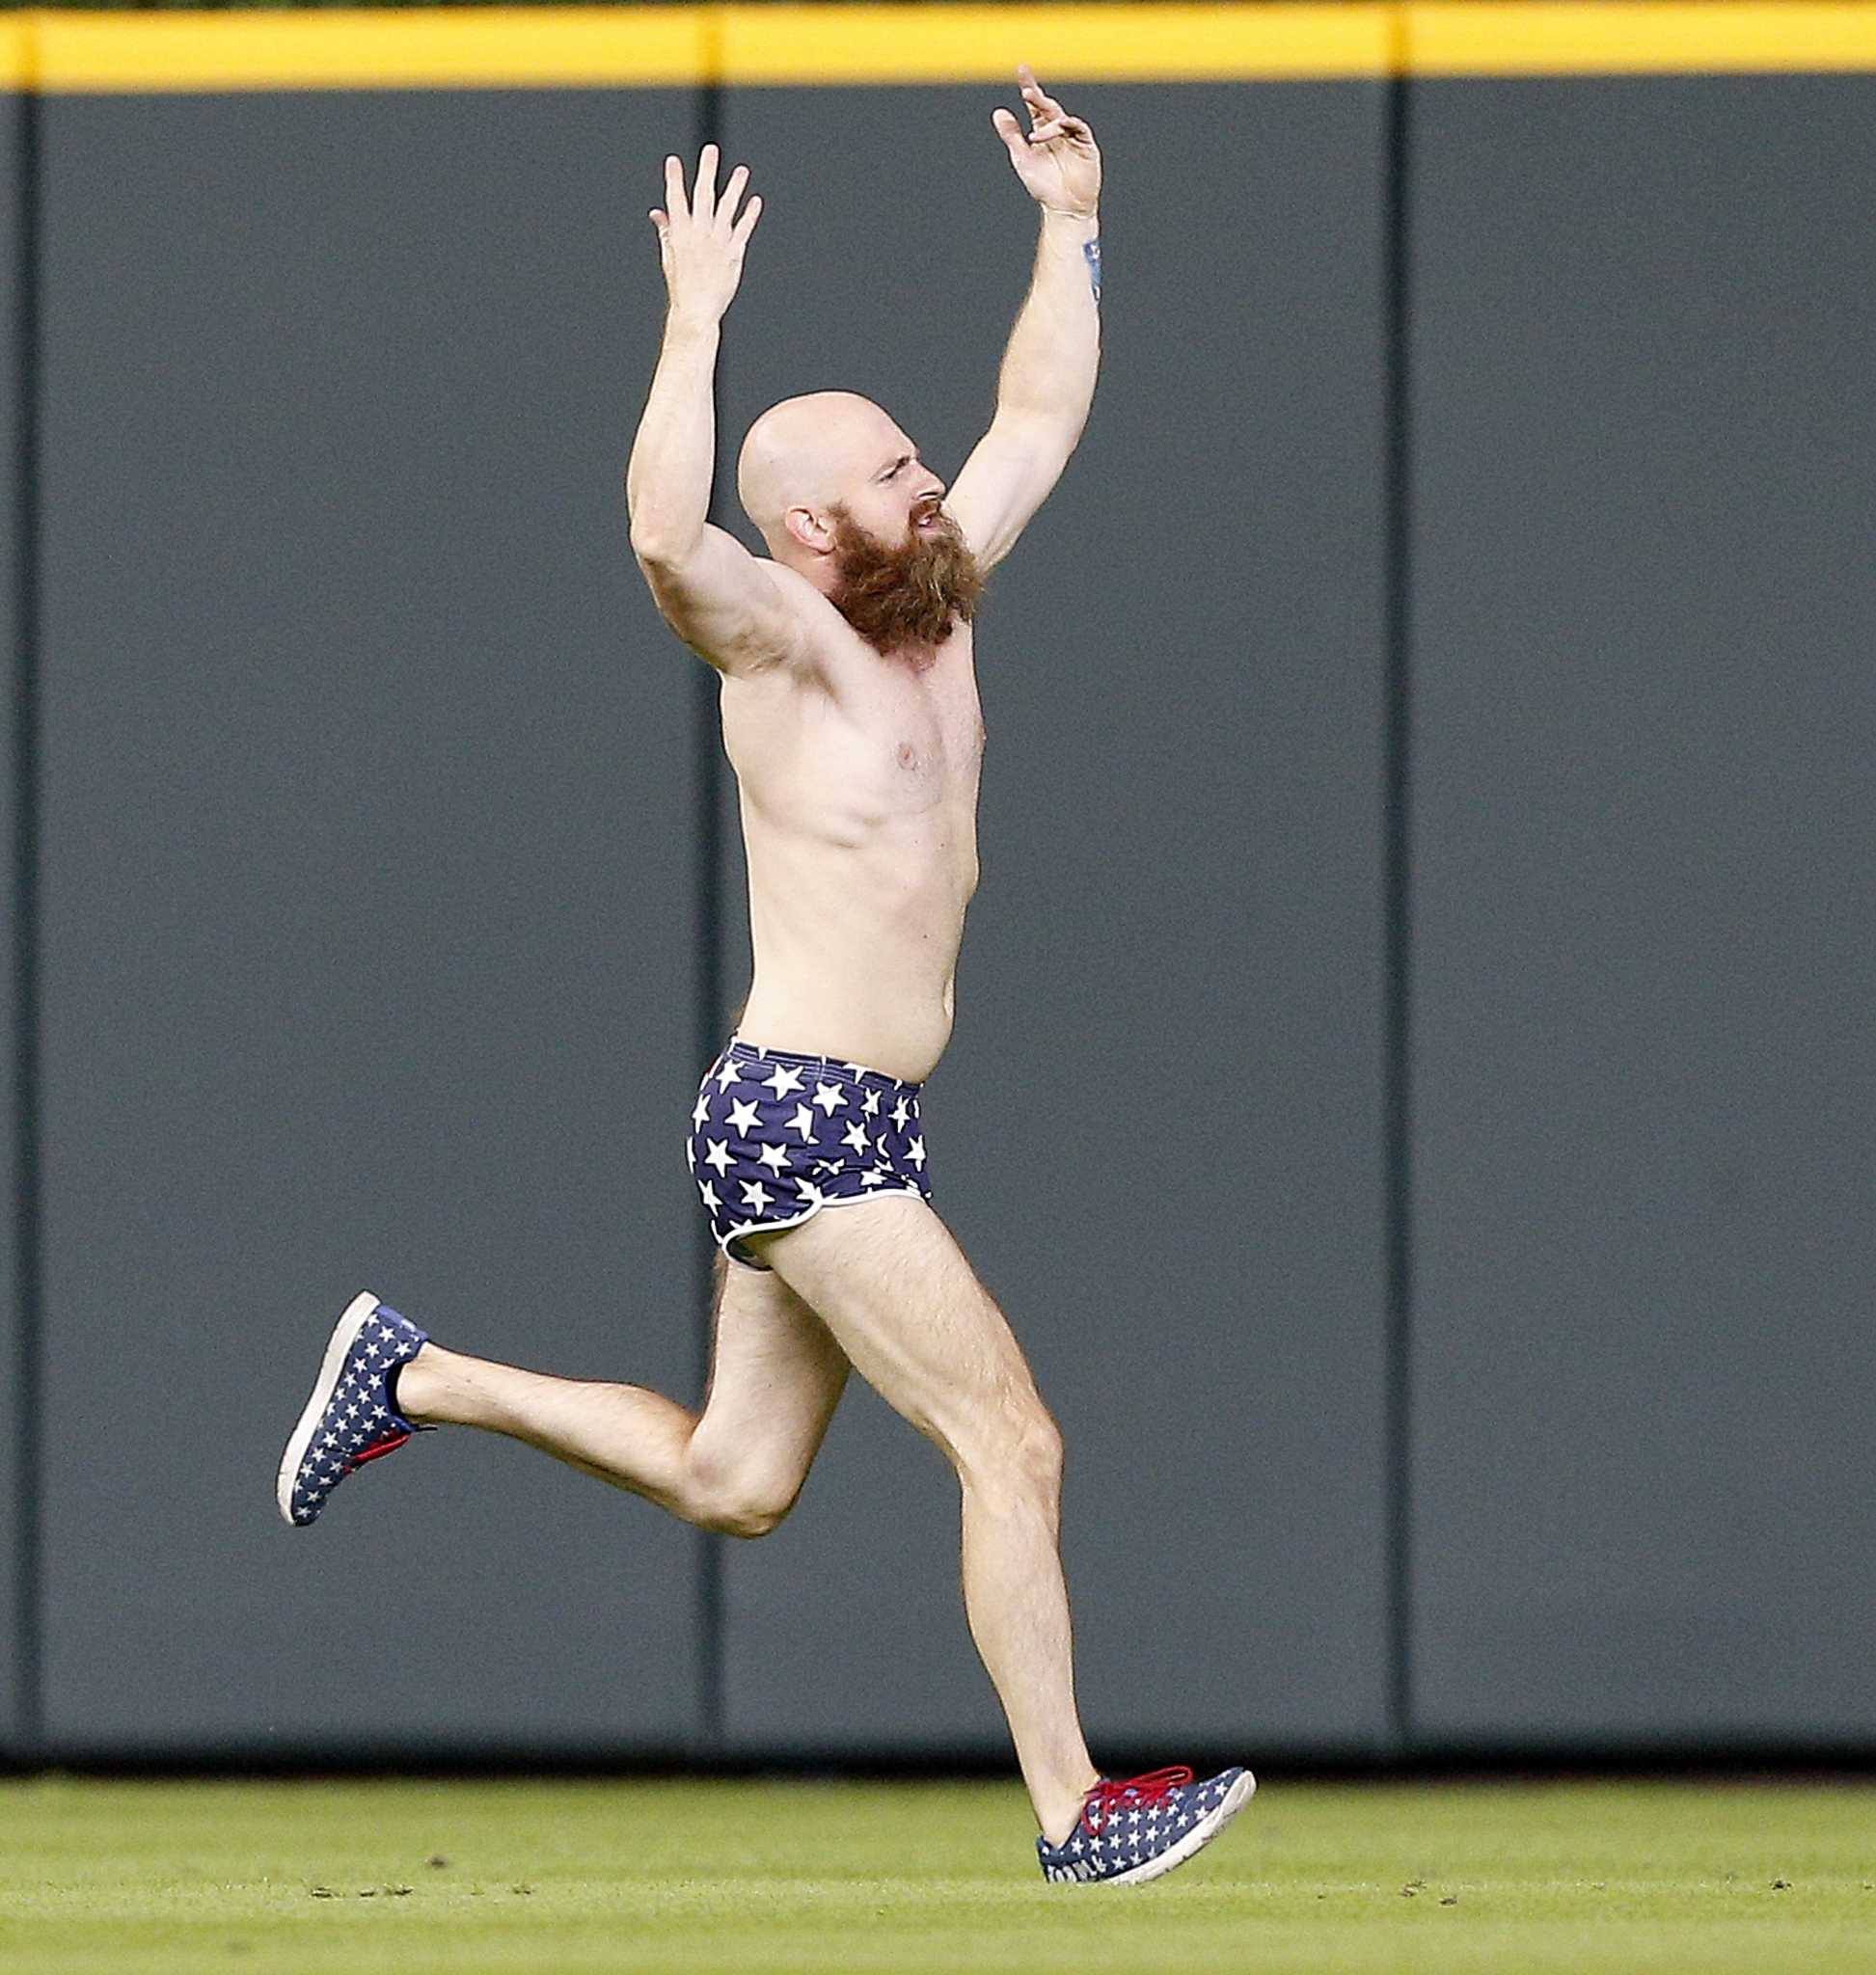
[896, 743, 918, 770]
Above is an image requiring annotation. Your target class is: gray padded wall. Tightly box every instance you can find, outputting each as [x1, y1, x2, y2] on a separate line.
[0, 90, 20, 1754]
[38, 92, 709, 1751]
[11, 65, 1866, 1763]
[716, 85, 1391, 1753]
[1407, 78, 1876, 1743]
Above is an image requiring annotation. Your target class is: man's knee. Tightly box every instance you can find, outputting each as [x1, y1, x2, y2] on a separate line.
[705, 1494, 795, 1540]
[683, 1448, 802, 1540]
[958, 1401, 1064, 1507]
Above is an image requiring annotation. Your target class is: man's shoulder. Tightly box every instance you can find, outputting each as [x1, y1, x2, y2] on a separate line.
[756, 557, 825, 609]
[749, 561, 871, 676]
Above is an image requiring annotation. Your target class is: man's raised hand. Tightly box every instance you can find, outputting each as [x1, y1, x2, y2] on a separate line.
[992, 66, 1101, 220]
[648, 145, 763, 328]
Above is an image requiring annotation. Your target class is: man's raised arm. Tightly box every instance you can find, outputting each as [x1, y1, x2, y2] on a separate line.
[626, 147, 801, 677]
[948, 68, 1103, 573]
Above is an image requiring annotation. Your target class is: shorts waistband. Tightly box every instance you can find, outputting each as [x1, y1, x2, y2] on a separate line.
[722, 1036, 922, 1096]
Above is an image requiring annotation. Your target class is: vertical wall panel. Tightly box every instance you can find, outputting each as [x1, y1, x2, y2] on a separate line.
[717, 83, 1392, 1754]
[39, 92, 707, 1751]
[0, 88, 21, 1754]
[1409, 78, 1876, 1744]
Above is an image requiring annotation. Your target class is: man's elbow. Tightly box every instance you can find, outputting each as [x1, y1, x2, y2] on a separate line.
[992, 403, 1084, 462]
[629, 525, 699, 573]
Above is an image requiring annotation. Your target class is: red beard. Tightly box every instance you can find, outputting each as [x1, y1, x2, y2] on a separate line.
[827, 503, 986, 657]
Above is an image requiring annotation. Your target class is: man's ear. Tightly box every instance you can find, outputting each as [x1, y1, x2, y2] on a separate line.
[784, 505, 833, 554]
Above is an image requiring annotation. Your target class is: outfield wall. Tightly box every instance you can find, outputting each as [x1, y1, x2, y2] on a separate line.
[0, 6, 1871, 1764]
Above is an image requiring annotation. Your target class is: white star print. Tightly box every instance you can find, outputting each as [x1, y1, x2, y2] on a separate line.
[907, 1136, 926, 1170]
[861, 1089, 881, 1118]
[693, 1091, 712, 1126]
[812, 1080, 847, 1115]
[860, 1170, 884, 1188]
[714, 1056, 744, 1091]
[788, 1103, 815, 1142]
[796, 1179, 824, 1207]
[890, 1096, 911, 1130]
[703, 1139, 733, 1175]
[700, 1180, 720, 1213]
[757, 1142, 790, 1175]
[726, 1098, 761, 1135]
[842, 1120, 869, 1153]
[740, 1178, 774, 1213]
[763, 1062, 806, 1099]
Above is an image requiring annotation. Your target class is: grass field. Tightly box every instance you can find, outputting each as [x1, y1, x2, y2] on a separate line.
[1, 1775, 1872, 1973]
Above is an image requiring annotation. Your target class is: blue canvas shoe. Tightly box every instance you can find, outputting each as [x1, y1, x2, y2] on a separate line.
[1037, 1765, 1256, 1885]
[276, 1292, 429, 1528]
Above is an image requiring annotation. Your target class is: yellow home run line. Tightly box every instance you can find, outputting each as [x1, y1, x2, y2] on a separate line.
[1412, 2, 1876, 73]
[0, 4, 1872, 94]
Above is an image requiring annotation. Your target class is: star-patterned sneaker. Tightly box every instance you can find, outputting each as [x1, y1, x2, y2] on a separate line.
[275, 1292, 429, 1528]
[1036, 1765, 1256, 1886]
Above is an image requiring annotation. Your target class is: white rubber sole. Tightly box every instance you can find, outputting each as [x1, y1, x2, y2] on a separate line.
[274, 1291, 382, 1526]
[1087, 1770, 1258, 1888]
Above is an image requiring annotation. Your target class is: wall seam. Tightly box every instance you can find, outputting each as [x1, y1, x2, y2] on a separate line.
[689, 57, 727, 1758]
[9, 55, 43, 1759]
[1379, 54, 1416, 1758]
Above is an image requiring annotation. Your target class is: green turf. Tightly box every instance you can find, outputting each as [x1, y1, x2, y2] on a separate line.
[1, 1776, 1872, 1974]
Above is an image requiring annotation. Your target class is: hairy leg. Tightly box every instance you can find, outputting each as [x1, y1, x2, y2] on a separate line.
[750, 1198, 1099, 1841]
[394, 1256, 849, 1536]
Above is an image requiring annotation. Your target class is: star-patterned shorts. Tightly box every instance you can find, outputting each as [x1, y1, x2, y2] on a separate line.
[689, 1037, 934, 1269]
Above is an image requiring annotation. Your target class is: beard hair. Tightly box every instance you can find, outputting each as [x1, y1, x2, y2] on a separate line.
[826, 502, 986, 657]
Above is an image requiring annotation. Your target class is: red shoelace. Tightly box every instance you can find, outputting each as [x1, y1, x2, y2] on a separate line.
[1080, 1765, 1195, 1835]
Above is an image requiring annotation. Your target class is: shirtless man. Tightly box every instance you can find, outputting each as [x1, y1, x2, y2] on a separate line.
[278, 68, 1251, 1885]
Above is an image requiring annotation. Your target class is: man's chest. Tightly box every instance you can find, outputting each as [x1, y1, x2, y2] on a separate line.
[825, 636, 986, 817]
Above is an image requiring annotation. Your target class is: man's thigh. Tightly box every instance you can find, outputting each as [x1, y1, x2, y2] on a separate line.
[748, 1197, 1046, 1467]
[689, 1252, 851, 1495]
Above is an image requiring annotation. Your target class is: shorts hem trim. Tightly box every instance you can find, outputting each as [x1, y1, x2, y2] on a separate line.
[719, 1185, 932, 1271]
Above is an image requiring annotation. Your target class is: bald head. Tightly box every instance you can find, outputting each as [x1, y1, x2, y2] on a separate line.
[737, 392, 904, 558]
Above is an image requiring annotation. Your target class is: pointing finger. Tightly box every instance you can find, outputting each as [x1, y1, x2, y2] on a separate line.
[1019, 67, 1064, 118]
